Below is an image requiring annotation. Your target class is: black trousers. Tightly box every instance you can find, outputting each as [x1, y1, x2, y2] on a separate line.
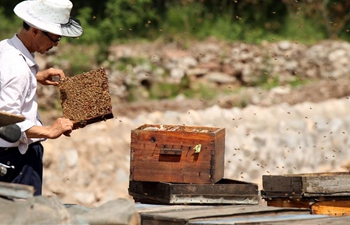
[0, 142, 43, 196]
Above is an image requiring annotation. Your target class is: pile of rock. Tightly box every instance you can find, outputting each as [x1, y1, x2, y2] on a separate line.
[37, 39, 350, 107]
[107, 39, 350, 90]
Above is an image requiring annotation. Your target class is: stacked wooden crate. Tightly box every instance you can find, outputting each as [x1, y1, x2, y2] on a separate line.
[262, 172, 350, 216]
[128, 124, 259, 205]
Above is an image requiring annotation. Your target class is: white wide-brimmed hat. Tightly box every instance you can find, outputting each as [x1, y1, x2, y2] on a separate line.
[14, 0, 83, 37]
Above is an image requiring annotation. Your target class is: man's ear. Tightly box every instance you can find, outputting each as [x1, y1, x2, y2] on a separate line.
[32, 28, 39, 37]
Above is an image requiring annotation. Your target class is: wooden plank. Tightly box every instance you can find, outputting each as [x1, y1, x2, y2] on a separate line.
[139, 205, 310, 225]
[129, 181, 171, 204]
[266, 198, 310, 209]
[0, 181, 34, 199]
[262, 172, 350, 198]
[265, 196, 350, 216]
[303, 174, 350, 196]
[262, 175, 302, 196]
[72, 112, 113, 129]
[312, 201, 350, 216]
[261, 215, 350, 225]
[188, 214, 327, 225]
[130, 124, 225, 184]
[136, 204, 217, 215]
[261, 173, 302, 193]
[0, 111, 25, 127]
[137, 203, 350, 225]
[129, 179, 259, 205]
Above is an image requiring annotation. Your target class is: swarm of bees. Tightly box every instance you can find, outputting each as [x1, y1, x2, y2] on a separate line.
[58, 68, 113, 128]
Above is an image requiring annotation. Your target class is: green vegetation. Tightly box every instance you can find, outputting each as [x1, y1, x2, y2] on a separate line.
[2, 1, 349, 44]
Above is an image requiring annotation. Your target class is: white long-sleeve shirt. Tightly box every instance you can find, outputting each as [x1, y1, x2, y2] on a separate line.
[0, 34, 44, 154]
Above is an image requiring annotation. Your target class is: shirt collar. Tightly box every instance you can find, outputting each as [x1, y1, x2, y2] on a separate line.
[10, 34, 37, 68]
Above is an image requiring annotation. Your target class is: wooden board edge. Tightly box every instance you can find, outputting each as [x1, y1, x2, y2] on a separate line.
[72, 112, 114, 129]
[312, 201, 350, 216]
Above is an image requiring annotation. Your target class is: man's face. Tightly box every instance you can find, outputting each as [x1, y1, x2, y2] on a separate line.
[35, 30, 61, 54]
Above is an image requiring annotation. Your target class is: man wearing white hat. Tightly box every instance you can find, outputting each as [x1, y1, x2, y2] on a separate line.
[0, 0, 83, 195]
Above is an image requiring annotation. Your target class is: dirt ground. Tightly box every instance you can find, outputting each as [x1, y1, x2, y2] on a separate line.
[36, 75, 350, 207]
[111, 77, 350, 119]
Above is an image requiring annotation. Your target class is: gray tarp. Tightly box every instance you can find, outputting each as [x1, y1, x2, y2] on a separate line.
[0, 196, 139, 225]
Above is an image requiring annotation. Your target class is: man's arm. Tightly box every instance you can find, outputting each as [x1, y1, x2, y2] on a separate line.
[25, 118, 73, 139]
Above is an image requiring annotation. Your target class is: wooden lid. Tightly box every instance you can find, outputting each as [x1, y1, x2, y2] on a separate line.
[0, 111, 25, 127]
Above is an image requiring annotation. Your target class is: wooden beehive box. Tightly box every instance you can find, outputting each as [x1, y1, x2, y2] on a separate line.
[130, 124, 225, 184]
[129, 178, 259, 205]
[262, 172, 350, 216]
[59, 68, 113, 129]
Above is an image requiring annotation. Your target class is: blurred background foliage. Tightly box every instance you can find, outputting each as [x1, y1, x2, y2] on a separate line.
[1, 0, 350, 45]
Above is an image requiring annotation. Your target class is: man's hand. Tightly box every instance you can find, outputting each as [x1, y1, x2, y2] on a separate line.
[36, 68, 66, 86]
[48, 118, 73, 139]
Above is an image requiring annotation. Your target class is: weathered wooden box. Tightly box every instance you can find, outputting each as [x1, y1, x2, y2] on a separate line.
[129, 178, 259, 205]
[130, 124, 225, 184]
[262, 172, 350, 216]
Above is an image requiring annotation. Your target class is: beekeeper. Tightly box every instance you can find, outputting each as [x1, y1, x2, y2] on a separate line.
[0, 0, 83, 195]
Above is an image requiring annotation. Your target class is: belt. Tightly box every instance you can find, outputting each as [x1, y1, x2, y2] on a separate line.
[0, 146, 18, 151]
[0, 142, 41, 152]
